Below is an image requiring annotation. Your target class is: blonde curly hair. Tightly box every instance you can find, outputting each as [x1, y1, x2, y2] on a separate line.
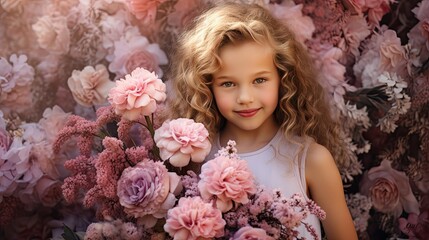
[167, 3, 340, 157]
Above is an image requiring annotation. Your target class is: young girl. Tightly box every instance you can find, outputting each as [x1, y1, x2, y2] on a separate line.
[167, 3, 358, 240]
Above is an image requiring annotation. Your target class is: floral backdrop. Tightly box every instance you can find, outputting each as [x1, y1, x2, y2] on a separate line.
[0, 0, 428, 239]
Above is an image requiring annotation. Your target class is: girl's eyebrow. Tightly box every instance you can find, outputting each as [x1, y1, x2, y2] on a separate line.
[215, 70, 273, 80]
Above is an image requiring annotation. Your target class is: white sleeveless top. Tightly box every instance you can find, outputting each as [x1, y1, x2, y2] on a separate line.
[208, 130, 322, 239]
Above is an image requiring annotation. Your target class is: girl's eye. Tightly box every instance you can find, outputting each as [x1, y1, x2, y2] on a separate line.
[221, 82, 234, 87]
[254, 78, 266, 84]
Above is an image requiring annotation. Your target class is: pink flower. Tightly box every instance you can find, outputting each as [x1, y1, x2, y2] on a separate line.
[108, 67, 166, 121]
[0, 114, 11, 157]
[117, 160, 182, 227]
[360, 160, 420, 217]
[125, 0, 167, 25]
[198, 156, 257, 212]
[232, 226, 274, 240]
[154, 118, 211, 167]
[67, 64, 115, 107]
[164, 196, 226, 239]
[35, 176, 62, 207]
[167, 0, 206, 30]
[108, 35, 168, 78]
[268, 2, 315, 44]
[399, 210, 429, 240]
[32, 15, 70, 54]
[379, 30, 406, 70]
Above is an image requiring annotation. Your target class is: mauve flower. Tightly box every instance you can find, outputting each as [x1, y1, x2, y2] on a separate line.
[108, 67, 166, 121]
[164, 196, 226, 240]
[198, 155, 257, 212]
[268, 1, 315, 44]
[108, 35, 168, 78]
[167, 0, 205, 30]
[32, 15, 70, 54]
[154, 118, 211, 167]
[117, 160, 182, 226]
[232, 226, 275, 240]
[379, 30, 406, 70]
[35, 176, 62, 207]
[67, 65, 115, 107]
[399, 211, 429, 240]
[0, 54, 34, 93]
[125, 0, 167, 25]
[0, 113, 11, 157]
[360, 160, 420, 217]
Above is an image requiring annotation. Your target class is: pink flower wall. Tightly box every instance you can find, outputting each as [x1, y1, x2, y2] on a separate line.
[0, 0, 428, 239]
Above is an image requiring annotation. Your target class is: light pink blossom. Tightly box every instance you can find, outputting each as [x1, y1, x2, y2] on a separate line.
[108, 67, 166, 121]
[379, 30, 406, 70]
[32, 15, 70, 54]
[167, 0, 206, 30]
[67, 64, 115, 107]
[117, 160, 182, 227]
[0, 54, 34, 93]
[232, 226, 275, 240]
[164, 196, 226, 240]
[154, 118, 211, 167]
[268, 1, 315, 44]
[198, 155, 257, 212]
[360, 160, 420, 217]
[108, 31, 168, 78]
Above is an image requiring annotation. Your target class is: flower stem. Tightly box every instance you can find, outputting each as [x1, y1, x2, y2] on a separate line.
[144, 115, 161, 161]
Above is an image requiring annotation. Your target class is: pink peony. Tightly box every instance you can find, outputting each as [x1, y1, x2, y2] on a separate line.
[360, 160, 420, 217]
[108, 67, 166, 121]
[117, 159, 182, 227]
[164, 196, 226, 239]
[198, 155, 257, 212]
[67, 64, 115, 107]
[125, 0, 167, 25]
[232, 226, 275, 240]
[154, 118, 211, 167]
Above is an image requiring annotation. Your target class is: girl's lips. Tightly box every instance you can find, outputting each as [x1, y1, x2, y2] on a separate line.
[235, 108, 259, 117]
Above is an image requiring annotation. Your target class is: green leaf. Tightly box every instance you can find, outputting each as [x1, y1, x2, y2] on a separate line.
[61, 224, 82, 240]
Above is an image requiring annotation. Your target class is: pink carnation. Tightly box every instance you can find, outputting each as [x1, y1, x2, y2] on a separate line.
[164, 196, 226, 240]
[232, 226, 274, 240]
[108, 67, 166, 121]
[116, 159, 182, 227]
[198, 156, 257, 212]
[154, 118, 211, 167]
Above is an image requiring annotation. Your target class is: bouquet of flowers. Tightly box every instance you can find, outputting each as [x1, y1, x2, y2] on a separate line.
[53, 67, 326, 240]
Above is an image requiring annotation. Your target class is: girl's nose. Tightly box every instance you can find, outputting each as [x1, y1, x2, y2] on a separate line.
[237, 86, 254, 104]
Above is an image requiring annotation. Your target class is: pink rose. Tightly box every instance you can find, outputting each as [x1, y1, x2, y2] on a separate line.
[360, 160, 420, 217]
[125, 0, 167, 25]
[117, 160, 182, 227]
[198, 155, 257, 212]
[164, 196, 226, 240]
[67, 64, 115, 107]
[232, 226, 274, 240]
[35, 176, 62, 207]
[108, 67, 166, 121]
[154, 118, 211, 167]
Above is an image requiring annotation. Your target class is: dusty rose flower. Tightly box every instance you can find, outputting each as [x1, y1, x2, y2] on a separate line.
[399, 210, 429, 240]
[164, 196, 226, 240]
[117, 160, 182, 227]
[268, 1, 315, 44]
[0, 0, 24, 12]
[198, 156, 257, 212]
[108, 67, 166, 120]
[154, 118, 211, 167]
[108, 35, 168, 78]
[35, 176, 62, 207]
[232, 226, 275, 240]
[360, 160, 420, 217]
[32, 15, 70, 54]
[0, 54, 34, 93]
[125, 0, 167, 24]
[67, 64, 115, 107]
[379, 30, 406, 70]
[167, 0, 205, 30]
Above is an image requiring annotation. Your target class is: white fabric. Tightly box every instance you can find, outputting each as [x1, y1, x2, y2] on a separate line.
[208, 130, 322, 239]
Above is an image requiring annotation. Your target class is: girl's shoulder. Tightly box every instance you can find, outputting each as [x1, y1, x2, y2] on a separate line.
[304, 141, 340, 188]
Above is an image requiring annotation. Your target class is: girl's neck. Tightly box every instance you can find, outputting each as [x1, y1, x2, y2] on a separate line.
[219, 121, 280, 153]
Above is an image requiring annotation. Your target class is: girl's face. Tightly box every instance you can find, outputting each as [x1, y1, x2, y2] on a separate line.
[212, 41, 280, 135]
